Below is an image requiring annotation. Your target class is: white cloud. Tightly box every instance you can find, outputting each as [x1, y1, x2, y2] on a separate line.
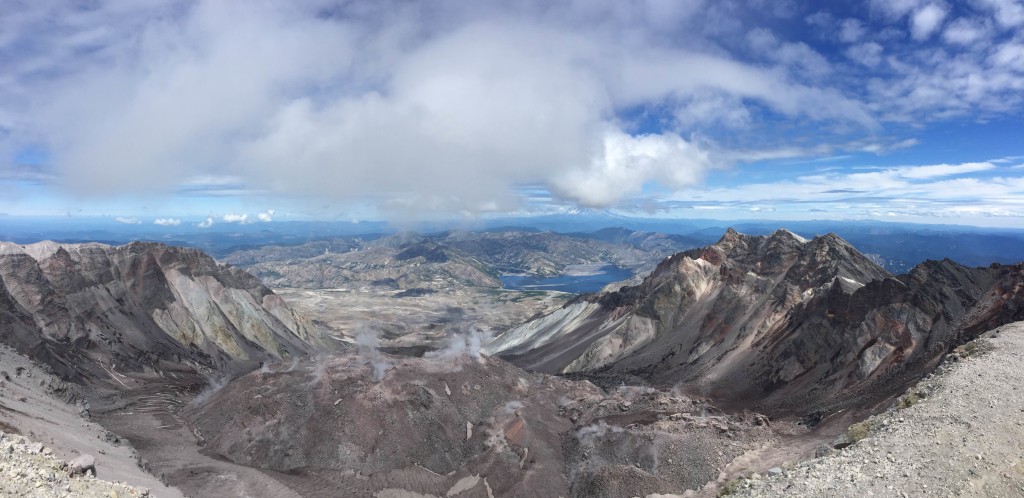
[1, 1, 1022, 220]
[196, 217, 214, 228]
[114, 216, 141, 224]
[989, 42, 1024, 70]
[871, 0, 926, 19]
[222, 213, 251, 224]
[891, 161, 996, 178]
[805, 11, 836, 31]
[846, 42, 884, 67]
[256, 209, 274, 222]
[973, 0, 1024, 28]
[153, 218, 181, 226]
[839, 19, 866, 43]
[551, 129, 713, 207]
[911, 4, 949, 40]
[673, 91, 752, 129]
[661, 160, 1019, 219]
[0, 1, 880, 215]
[745, 28, 832, 78]
[942, 17, 991, 45]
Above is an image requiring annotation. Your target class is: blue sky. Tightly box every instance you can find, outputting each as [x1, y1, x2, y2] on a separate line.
[1, 0, 1023, 228]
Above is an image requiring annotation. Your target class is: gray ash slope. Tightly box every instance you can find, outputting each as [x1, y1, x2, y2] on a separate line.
[0, 240, 329, 382]
[486, 228, 1024, 416]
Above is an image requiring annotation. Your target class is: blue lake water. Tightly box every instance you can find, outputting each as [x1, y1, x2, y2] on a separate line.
[500, 265, 634, 293]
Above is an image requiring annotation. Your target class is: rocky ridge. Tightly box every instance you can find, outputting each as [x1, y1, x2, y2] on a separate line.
[487, 229, 1024, 416]
[0, 240, 328, 382]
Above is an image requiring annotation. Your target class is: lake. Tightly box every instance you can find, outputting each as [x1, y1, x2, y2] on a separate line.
[500, 264, 634, 293]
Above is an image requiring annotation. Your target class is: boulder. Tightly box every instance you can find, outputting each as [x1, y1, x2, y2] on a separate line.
[68, 454, 96, 476]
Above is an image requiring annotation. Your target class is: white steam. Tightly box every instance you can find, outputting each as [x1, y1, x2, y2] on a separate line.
[356, 326, 392, 381]
[575, 420, 624, 444]
[190, 375, 230, 406]
[424, 326, 487, 366]
[502, 400, 524, 416]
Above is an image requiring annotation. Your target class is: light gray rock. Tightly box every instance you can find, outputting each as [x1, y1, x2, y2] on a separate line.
[68, 454, 96, 476]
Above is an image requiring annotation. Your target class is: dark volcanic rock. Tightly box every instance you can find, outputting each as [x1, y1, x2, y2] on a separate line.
[487, 229, 1024, 416]
[393, 287, 438, 298]
[186, 351, 772, 497]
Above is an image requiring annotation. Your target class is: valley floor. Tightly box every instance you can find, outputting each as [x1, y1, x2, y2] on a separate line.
[727, 321, 1024, 498]
[274, 286, 570, 345]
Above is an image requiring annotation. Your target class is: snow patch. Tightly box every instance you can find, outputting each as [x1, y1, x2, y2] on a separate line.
[780, 229, 808, 243]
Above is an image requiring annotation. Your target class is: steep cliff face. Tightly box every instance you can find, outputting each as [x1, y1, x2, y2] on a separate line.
[486, 229, 1022, 414]
[0, 241, 326, 382]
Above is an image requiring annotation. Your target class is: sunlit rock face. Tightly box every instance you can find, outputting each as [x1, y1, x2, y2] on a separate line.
[0, 240, 325, 381]
[489, 229, 1024, 415]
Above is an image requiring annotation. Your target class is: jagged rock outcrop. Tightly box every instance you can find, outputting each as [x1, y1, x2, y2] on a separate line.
[0, 240, 327, 382]
[486, 229, 1024, 415]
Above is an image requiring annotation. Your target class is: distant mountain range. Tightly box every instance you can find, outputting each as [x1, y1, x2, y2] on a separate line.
[220, 229, 699, 290]
[4, 216, 1023, 276]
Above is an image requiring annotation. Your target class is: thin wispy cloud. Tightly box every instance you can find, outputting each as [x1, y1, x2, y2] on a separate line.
[652, 159, 1024, 225]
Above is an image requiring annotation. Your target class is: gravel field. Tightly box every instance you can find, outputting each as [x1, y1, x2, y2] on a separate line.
[727, 322, 1024, 498]
[0, 431, 152, 498]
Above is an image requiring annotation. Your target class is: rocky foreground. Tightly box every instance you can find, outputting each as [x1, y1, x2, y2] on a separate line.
[0, 431, 151, 498]
[726, 321, 1024, 497]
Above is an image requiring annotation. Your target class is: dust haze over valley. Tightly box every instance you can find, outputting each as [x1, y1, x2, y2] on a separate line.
[4, 0, 1024, 497]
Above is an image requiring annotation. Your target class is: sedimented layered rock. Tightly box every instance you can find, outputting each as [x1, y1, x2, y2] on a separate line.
[0, 241, 326, 382]
[486, 229, 1024, 415]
